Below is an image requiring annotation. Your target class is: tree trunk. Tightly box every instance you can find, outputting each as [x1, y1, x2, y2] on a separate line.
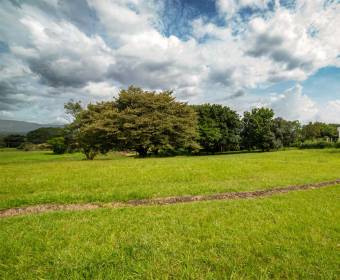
[84, 149, 96, 160]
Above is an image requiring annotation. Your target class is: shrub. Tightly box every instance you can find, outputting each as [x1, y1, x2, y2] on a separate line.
[299, 140, 334, 149]
[47, 137, 67, 154]
[18, 142, 51, 151]
[4, 134, 25, 148]
[334, 142, 340, 149]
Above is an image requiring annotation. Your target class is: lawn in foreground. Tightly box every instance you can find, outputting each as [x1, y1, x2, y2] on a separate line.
[0, 186, 339, 279]
[1, 149, 340, 209]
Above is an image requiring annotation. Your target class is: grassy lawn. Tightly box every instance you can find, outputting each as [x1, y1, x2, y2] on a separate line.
[1, 148, 340, 209]
[0, 186, 339, 279]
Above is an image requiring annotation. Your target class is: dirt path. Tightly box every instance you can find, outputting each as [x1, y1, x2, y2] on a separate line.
[1, 179, 340, 218]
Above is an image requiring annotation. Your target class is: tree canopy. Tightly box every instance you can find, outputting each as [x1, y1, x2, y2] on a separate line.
[59, 86, 340, 159]
[67, 86, 199, 159]
[273, 118, 301, 147]
[242, 108, 278, 151]
[302, 122, 338, 141]
[193, 104, 241, 153]
[4, 134, 25, 148]
[26, 127, 64, 144]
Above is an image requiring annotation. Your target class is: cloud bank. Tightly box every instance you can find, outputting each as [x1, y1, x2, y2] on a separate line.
[0, 0, 339, 123]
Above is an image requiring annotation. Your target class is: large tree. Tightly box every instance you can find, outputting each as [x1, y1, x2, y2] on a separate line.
[68, 101, 118, 160]
[242, 108, 278, 151]
[273, 118, 301, 147]
[67, 86, 199, 159]
[114, 86, 199, 157]
[193, 104, 241, 153]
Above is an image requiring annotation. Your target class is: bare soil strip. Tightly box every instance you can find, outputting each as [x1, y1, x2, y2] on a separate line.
[1, 179, 340, 218]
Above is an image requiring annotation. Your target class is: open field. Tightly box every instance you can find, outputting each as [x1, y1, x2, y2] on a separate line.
[1, 186, 339, 279]
[1, 149, 340, 210]
[1, 149, 339, 278]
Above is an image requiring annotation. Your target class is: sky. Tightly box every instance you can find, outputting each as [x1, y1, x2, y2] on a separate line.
[0, 0, 339, 124]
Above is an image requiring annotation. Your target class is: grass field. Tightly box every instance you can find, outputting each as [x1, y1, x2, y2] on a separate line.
[0, 186, 339, 279]
[1, 148, 340, 210]
[1, 149, 339, 279]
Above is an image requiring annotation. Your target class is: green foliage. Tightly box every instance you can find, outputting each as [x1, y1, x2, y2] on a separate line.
[193, 104, 241, 153]
[3, 134, 25, 148]
[64, 100, 83, 121]
[47, 137, 67, 154]
[242, 108, 278, 151]
[114, 86, 199, 157]
[273, 117, 301, 147]
[26, 127, 64, 144]
[301, 122, 338, 141]
[18, 142, 51, 151]
[74, 102, 117, 159]
[68, 86, 199, 159]
[63, 89, 339, 157]
[0, 135, 5, 148]
[334, 141, 340, 148]
[299, 140, 336, 149]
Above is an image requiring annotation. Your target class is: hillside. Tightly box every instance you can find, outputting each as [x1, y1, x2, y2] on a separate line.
[0, 119, 63, 135]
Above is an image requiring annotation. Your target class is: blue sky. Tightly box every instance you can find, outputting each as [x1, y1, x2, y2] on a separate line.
[0, 0, 339, 123]
[251, 67, 340, 101]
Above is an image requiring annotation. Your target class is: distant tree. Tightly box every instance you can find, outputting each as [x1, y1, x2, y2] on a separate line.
[0, 135, 5, 148]
[47, 137, 67, 154]
[4, 134, 25, 148]
[301, 122, 322, 140]
[273, 118, 301, 147]
[193, 104, 241, 153]
[69, 86, 199, 159]
[301, 122, 338, 142]
[26, 127, 63, 144]
[320, 123, 338, 141]
[242, 108, 278, 151]
[114, 86, 199, 157]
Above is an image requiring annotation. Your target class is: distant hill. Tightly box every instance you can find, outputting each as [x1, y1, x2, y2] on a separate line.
[0, 119, 64, 135]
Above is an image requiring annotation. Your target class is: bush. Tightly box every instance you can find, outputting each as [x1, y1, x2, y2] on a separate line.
[0, 135, 5, 148]
[4, 134, 25, 148]
[17, 142, 51, 151]
[47, 137, 67, 154]
[334, 142, 340, 148]
[299, 140, 334, 149]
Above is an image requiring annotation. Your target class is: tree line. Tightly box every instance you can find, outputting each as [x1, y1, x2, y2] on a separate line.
[2, 86, 339, 158]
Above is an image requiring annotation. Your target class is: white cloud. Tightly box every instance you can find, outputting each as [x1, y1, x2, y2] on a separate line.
[0, 0, 339, 123]
[216, 0, 271, 17]
[84, 81, 118, 97]
[318, 100, 340, 123]
[269, 84, 319, 122]
[267, 84, 340, 123]
[14, 16, 115, 87]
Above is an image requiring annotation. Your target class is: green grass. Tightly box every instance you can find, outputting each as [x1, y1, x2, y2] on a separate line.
[1, 149, 340, 209]
[0, 186, 339, 279]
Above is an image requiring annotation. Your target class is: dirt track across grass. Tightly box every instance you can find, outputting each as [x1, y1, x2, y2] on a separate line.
[1, 179, 340, 218]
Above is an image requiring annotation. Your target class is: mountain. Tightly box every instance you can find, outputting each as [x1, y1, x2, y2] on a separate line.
[0, 119, 64, 135]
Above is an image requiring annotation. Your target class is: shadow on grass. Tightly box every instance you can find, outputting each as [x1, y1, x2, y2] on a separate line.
[131, 149, 267, 159]
[42, 147, 326, 161]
